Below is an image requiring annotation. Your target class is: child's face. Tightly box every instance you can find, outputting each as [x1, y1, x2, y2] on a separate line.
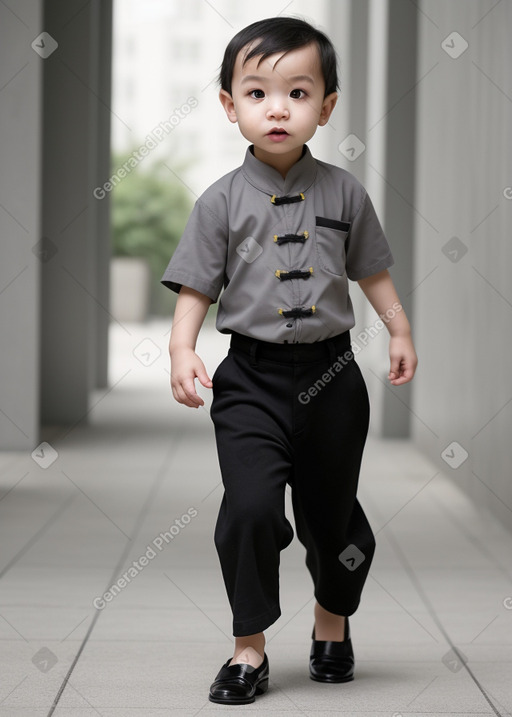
[220, 42, 337, 173]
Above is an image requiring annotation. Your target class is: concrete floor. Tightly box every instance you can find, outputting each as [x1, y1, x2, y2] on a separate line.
[0, 321, 511, 717]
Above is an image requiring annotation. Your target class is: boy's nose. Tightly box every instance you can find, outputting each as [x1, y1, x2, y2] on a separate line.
[266, 104, 289, 120]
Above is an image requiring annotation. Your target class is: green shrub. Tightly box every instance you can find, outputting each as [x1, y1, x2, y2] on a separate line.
[110, 150, 193, 315]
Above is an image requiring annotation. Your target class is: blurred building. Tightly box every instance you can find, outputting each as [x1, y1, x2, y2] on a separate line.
[111, 0, 330, 193]
[1, 0, 512, 535]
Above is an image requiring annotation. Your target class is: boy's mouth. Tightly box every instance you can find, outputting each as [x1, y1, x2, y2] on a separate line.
[267, 127, 290, 143]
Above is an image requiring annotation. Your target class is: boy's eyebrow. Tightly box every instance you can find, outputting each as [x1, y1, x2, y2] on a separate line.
[240, 75, 267, 84]
[240, 73, 315, 85]
[287, 74, 315, 84]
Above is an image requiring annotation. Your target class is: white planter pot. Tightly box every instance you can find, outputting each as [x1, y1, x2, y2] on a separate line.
[110, 256, 151, 322]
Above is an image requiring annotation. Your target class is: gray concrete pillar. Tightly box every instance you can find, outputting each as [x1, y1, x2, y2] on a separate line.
[0, 1, 43, 449]
[89, 0, 113, 390]
[378, 0, 418, 437]
[327, 0, 417, 438]
[40, 0, 112, 425]
[325, 0, 371, 348]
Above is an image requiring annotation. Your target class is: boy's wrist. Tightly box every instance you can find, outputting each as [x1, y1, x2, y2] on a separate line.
[387, 317, 412, 339]
[388, 327, 412, 339]
[169, 343, 196, 357]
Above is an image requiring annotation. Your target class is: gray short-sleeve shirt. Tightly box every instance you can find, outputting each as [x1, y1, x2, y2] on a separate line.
[161, 144, 394, 343]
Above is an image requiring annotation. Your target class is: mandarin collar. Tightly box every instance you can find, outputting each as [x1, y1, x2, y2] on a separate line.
[241, 144, 317, 197]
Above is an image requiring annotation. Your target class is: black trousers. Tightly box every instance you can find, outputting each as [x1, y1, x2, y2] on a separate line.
[210, 331, 375, 637]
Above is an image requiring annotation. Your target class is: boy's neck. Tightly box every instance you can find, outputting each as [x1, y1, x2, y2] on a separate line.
[252, 145, 305, 179]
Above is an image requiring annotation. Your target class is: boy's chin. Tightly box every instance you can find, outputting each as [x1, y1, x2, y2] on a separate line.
[252, 140, 305, 155]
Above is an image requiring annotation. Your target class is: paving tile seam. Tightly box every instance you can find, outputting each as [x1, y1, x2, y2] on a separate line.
[429, 491, 512, 581]
[45, 432, 186, 717]
[381, 522, 507, 717]
[0, 494, 76, 579]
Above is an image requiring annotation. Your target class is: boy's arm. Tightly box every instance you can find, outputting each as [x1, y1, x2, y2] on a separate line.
[168, 286, 213, 408]
[357, 269, 418, 386]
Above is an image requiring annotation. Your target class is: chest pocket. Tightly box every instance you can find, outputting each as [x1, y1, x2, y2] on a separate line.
[314, 216, 351, 276]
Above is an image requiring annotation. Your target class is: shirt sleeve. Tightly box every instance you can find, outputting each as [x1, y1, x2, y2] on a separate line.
[345, 190, 394, 280]
[160, 195, 228, 303]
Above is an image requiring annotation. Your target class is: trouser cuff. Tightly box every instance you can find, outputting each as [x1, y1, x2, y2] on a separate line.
[232, 603, 281, 637]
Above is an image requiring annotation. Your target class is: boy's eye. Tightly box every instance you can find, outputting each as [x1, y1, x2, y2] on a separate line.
[290, 89, 306, 99]
[249, 89, 265, 99]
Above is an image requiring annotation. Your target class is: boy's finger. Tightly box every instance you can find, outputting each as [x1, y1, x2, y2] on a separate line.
[389, 355, 402, 379]
[176, 386, 201, 408]
[390, 376, 408, 385]
[181, 378, 205, 406]
[401, 364, 416, 381]
[197, 370, 213, 388]
[390, 363, 415, 385]
[173, 384, 190, 406]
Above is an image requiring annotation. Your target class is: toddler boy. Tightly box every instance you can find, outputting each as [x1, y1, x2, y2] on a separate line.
[161, 16, 417, 706]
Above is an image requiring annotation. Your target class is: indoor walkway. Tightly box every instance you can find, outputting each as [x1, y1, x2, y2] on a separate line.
[0, 321, 511, 716]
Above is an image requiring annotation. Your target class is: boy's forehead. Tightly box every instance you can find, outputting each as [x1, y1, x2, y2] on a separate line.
[232, 41, 322, 83]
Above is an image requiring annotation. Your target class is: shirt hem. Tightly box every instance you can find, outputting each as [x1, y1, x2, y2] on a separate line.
[347, 254, 395, 281]
[160, 272, 221, 303]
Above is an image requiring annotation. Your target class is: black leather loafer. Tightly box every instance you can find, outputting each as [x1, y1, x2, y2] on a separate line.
[309, 616, 355, 683]
[208, 652, 269, 705]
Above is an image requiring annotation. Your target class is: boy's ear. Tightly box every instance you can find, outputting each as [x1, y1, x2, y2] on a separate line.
[318, 91, 338, 127]
[219, 89, 238, 124]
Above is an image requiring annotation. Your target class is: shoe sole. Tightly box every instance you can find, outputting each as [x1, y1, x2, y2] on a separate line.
[208, 677, 269, 704]
[309, 673, 354, 683]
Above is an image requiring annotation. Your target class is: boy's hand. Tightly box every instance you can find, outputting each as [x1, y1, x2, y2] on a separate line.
[170, 347, 213, 408]
[388, 334, 418, 386]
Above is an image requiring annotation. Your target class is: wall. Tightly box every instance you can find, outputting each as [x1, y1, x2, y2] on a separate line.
[327, 0, 418, 439]
[413, 0, 512, 531]
[327, 0, 512, 533]
[0, 0, 43, 449]
[0, 0, 112, 449]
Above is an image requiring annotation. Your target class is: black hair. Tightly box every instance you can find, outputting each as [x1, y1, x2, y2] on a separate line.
[218, 16, 339, 98]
